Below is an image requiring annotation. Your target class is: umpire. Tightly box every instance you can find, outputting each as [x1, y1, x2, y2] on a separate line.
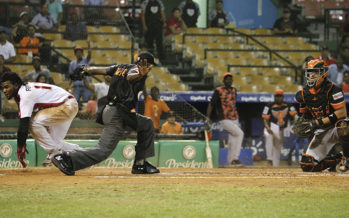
[52, 52, 160, 175]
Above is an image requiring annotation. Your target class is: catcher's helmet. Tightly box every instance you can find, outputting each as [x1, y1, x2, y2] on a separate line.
[305, 59, 328, 88]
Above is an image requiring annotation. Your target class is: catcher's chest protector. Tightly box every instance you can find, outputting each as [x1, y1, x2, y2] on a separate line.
[302, 81, 333, 119]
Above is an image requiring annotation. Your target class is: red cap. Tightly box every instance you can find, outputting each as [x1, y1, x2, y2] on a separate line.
[223, 72, 233, 80]
[274, 88, 284, 96]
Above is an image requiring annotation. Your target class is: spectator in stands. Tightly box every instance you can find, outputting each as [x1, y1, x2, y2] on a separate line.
[341, 71, 349, 93]
[18, 24, 42, 55]
[64, 13, 87, 41]
[316, 46, 335, 66]
[24, 56, 51, 82]
[165, 8, 187, 42]
[262, 89, 297, 167]
[69, 44, 92, 106]
[273, 8, 297, 35]
[0, 54, 9, 122]
[143, 85, 170, 133]
[83, 74, 111, 110]
[328, 55, 349, 85]
[36, 73, 54, 84]
[141, 0, 166, 61]
[178, 0, 200, 28]
[46, 0, 63, 25]
[11, 11, 30, 43]
[208, 0, 229, 28]
[85, 0, 104, 25]
[206, 73, 244, 167]
[31, 3, 58, 31]
[0, 54, 11, 80]
[0, 30, 16, 63]
[161, 111, 183, 135]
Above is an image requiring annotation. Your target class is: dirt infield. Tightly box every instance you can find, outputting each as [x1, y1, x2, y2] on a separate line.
[1, 167, 349, 188]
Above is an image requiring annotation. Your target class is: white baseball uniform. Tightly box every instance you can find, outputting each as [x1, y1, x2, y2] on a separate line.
[17, 82, 82, 154]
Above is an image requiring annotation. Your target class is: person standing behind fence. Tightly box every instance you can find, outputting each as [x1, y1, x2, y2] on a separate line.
[69, 44, 92, 107]
[141, 0, 166, 62]
[208, 0, 229, 28]
[143, 85, 170, 133]
[262, 89, 297, 167]
[206, 73, 244, 167]
[178, 0, 200, 28]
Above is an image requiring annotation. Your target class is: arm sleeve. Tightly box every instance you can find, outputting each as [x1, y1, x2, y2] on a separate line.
[57, 3, 63, 13]
[31, 15, 39, 26]
[18, 93, 35, 118]
[10, 43, 16, 57]
[105, 65, 119, 76]
[17, 117, 30, 148]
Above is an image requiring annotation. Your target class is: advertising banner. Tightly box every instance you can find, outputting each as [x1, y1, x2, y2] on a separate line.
[158, 140, 219, 168]
[0, 139, 36, 168]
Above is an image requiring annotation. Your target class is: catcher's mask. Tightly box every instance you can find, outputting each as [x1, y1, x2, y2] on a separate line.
[305, 59, 328, 88]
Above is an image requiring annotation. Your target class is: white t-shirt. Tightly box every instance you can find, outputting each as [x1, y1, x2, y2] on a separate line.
[17, 82, 72, 118]
[93, 82, 109, 100]
[0, 41, 16, 60]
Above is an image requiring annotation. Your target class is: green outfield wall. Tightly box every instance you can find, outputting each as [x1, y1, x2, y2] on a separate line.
[0, 140, 219, 169]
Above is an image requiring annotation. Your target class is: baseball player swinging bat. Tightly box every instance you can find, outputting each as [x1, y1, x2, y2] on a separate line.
[204, 130, 213, 168]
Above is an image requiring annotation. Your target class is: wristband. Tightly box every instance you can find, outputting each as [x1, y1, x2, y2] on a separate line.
[328, 113, 338, 125]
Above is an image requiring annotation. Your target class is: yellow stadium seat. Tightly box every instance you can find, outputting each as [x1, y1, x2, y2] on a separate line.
[99, 26, 120, 33]
[53, 39, 74, 48]
[187, 28, 205, 34]
[87, 26, 98, 32]
[58, 25, 66, 32]
[235, 28, 252, 35]
[254, 28, 272, 35]
[95, 41, 115, 48]
[240, 84, 258, 92]
[74, 40, 89, 48]
[58, 49, 75, 60]
[51, 72, 65, 84]
[15, 55, 31, 64]
[88, 34, 105, 42]
[206, 28, 225, 34]
[43, 33, 62, 41]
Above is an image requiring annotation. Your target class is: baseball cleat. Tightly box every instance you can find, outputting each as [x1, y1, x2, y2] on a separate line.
[132, 161, 160, 174]
[51, 152, 75, 176]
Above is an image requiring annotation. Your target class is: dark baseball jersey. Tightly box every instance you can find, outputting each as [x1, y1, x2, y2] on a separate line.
[262, 102, 297, 127]
[106, 64, 147, 110]
[295, 79, 346, 120]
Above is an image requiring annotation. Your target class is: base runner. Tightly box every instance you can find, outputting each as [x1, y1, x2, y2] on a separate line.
[1, 72, 82, 168]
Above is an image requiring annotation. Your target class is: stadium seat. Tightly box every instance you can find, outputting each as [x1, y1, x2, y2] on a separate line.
[74, 40, 89, 48]
[53, 39, 74, 48]
[206, 28, 225, 34]
[87, 26, 98, 32]
[99, 26, 120, 33]
[88, 34, 105, 42]
[3, 98, 18, 111]
[43, 33, 62, 41]
[187, 28, 205, 34]
[15, 55, 31, 64]
[254, 28, 272, 35]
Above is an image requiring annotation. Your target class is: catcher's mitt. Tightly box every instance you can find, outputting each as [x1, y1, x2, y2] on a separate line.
[292, 117, 316, 138]
[70, 65, 87, 81]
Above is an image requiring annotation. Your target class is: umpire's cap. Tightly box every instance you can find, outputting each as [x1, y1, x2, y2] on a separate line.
[136, 51, 157, 66]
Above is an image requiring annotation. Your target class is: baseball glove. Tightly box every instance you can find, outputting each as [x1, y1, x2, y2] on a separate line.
[292, 117, 316, 138]
[70, 65, 87, 81]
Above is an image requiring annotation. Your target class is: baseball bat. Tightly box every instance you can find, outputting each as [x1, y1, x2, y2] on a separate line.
[204, 130, 213, 168]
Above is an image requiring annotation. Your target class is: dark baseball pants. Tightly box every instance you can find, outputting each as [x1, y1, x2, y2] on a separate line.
[70, 105, 155, 171]
[145, 26, 165, 60]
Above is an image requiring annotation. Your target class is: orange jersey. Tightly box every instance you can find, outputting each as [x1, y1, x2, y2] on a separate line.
[160, 121, 183, 134]
[144, 96, 170, 129]
[18, 37, 40, 54]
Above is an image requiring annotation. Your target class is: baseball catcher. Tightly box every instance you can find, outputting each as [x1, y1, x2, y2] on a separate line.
[295, 59, 349, 172]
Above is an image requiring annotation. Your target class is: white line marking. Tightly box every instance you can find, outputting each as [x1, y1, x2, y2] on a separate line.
[94, 176, 303, 179]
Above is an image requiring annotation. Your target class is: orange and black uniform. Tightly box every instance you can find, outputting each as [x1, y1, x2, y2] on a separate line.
[295, 79, 345, 120]
[210, 85, 238, 121]
[262, 102, 297, 127]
